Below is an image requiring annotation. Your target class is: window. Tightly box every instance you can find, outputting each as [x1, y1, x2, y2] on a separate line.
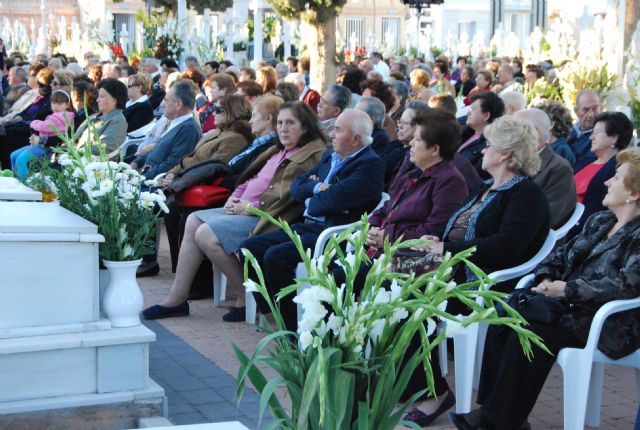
[345, 18, 365, 48]
[506, 12, 531, 45]
[381, 18, 400, 49]
[458, 21, 476, 40]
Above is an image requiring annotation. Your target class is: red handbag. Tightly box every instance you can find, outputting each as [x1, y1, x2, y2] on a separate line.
[175, 177, 232, 208]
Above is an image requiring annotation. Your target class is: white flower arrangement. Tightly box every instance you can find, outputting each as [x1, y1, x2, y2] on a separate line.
[26, 114, 168, 262]
[233, 209, 547, 429]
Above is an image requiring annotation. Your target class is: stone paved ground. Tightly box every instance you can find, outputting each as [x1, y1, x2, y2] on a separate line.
[138, 229, 639, 429]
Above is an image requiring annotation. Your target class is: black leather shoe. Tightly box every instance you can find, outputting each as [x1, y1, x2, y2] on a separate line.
[136, 261, 160, 278]
[142, 302, 189, 319]
[223, 306, 246, 322]
[403, 391, 456, 427]
[448, 412, 479, 430]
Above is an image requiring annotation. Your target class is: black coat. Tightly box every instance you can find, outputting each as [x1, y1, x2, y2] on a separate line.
[123, 100, 155, 133]
[459, 126, 488, 179]
[535, 210, 640, 359]
[444, 178, 551, 288]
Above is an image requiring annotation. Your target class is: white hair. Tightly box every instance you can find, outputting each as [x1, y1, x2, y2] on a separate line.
[65, 63, 84, 75]
[500, 91, 527, 114]
[284, 72, 305, 87]
[515, 108, 552, 146]
[342, 108, 373, 146]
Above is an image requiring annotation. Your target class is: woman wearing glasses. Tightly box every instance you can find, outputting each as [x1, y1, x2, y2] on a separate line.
[124, 73, 154, 133]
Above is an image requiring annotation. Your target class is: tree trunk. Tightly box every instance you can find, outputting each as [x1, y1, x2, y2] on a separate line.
[309, 17, 336, 95]
[625, 0, 640, 49]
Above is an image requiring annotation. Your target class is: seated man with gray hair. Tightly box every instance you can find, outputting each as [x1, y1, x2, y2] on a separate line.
[240, 108, 385, 330]
[356, 95, 405, 185]
[500, 91, 527, 116]
[317, 84, 352, 145]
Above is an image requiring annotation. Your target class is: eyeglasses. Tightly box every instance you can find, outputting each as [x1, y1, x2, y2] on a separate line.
[128, 84, 139, 88]
[52, 80, 61, 86]
[29, 73, 37, 78]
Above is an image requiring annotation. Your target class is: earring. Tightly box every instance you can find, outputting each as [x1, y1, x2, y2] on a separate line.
[499, 158, 505, 163]
[626, 197, 633, 204]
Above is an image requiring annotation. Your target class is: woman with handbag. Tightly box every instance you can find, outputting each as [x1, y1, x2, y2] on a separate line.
[400, 115, 550, 427]
[449, 147, 640, 430]
[142, 102, 327, 320]
[160, 94, 254, 189]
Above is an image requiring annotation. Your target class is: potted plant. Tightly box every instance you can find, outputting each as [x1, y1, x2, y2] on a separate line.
[234, 210, 547, 429]
[29, 115, 168, 327]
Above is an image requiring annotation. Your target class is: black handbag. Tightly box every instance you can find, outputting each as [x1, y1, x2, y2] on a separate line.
[502, 289, 569, 324]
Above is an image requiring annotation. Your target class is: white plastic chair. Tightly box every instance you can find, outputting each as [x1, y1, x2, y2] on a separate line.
[554, 202, 585, 241]
[295, 193, 391, 322]
[516, 274, 640, 430]
[214, 271, 264, 325]
[117, 120, 157, 158]
[450, 229, 557, 413]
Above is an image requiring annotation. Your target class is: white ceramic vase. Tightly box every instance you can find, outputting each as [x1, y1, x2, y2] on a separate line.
[102, 259, 144, 328]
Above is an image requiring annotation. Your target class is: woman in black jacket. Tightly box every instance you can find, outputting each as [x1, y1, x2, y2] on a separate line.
[402, 115, 550, 427]
[450, 147, 640, 430]
[123, 73, 154, 133]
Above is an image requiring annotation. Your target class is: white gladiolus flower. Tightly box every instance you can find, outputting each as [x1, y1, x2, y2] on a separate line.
[373, 289, 391, 305]
[445, 315, 466, 338]
[437, 301, 448, 313]
[315, 320, 328, 338]
[370, 319, 386, 343]
[335, 252, 356, 271]
[90, 189, 106, 198]
[389, 279, 402, 301]
[123, 244, 134, 257]
[299, 331, 313, 351]
[99, 179, 114, 193]
[445, 281, 457, 293]
[390, 307, 408, 324]
[353, 344, 363, 353]
[298, 317, 317, 333]
[59, 154, 73, 166]
[120, 191, 135, 200]
[243, 280, 259, 293]
[326, 313, 343, 335]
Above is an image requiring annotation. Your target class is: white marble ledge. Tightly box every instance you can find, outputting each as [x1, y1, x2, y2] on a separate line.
[126, 422, 250, 430]
[0, 325, 156, 354]
[0, 320, 112, 340]
[0, 232, 104, 243]
[0, 201, 97, 234]
[0, 177, 42, 201]
[0, 378, 165, 415]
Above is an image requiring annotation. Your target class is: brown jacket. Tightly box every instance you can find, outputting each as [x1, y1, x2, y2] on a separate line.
[168, 129, 251, 175]
[237, 137, 327, 236]
[533, 145, 577, 229]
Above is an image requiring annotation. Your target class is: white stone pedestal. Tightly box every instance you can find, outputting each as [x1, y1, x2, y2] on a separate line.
[0, 201, 165, 423]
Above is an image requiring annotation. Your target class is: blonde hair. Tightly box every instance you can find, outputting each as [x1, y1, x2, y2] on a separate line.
[254, 95, 284, 129]
[409, 68, 431, 88]
[128, 73, 152, 94]
[484, 116, 540, 177]
[617, 147, 640, 195]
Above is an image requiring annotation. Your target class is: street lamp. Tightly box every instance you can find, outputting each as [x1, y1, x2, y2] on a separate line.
[401, 0, 443, 14]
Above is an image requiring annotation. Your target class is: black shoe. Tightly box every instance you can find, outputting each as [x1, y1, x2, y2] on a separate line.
[142, 302, 189, 319]
[223, 306, 246, 322]
[448, 412, 478, 430]
[136, 261, 160, 278]
[403, 391, 456, 427]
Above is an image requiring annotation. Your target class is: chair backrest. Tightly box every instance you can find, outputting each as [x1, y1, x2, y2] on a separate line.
[312, 192, 390, 258]
[554, 202, 585, 240]
[488, 229, 556, 283]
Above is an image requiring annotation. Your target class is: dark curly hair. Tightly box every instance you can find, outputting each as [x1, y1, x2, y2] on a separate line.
[535, 100, 573, 140]
[470, 91, 504, 124]
[359, 79, 395, 112]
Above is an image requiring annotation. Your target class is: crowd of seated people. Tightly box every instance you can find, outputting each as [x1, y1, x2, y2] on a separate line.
[4, 48, 639, 428]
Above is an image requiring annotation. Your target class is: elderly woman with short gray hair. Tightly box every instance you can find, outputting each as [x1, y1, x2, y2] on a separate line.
[401, 115, 551, 426]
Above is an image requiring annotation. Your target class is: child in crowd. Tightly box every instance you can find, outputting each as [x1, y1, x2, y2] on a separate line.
[10, 90, 75, 179]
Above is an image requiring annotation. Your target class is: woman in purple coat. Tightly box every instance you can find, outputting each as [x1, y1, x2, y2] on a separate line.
[364, 108, 468, 256]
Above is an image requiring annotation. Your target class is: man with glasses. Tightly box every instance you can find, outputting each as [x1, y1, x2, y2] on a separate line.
[568, 89, 601, 172]
[317, 84, 351, 146]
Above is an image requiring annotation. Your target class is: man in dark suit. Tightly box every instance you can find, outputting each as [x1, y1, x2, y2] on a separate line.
[568, 89, 600, 172]
[236, 109, 385, 328]
[132, 80, 201, 180]
[516, 108, 577, 230]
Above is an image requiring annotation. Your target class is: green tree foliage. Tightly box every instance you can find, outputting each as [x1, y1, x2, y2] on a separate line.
[269, 0, 348, 24]
[155, 0, 232, 14]
[268, 0, 348, 93]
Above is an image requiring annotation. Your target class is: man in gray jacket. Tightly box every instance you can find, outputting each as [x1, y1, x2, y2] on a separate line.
[132, 80, 201, 179]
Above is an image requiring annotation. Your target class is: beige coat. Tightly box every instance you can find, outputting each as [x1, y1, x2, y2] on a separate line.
[237, 138, 327, 236]
[168, 129, 251, 175]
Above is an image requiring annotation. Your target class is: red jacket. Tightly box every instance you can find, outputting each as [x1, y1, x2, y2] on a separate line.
[302, 88, 321, 112]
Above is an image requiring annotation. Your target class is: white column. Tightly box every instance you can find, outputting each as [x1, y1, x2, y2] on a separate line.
[283, 20, 292, 59]
[203, 8, 211, 48]
[251, 0, 264, 67]
[135, 22, 143, 53]
[177, 0, 188, 66]
[225, 8, 235, 62]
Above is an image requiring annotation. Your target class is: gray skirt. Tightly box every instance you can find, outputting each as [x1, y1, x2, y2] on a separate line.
[193, 207, 259, 254]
